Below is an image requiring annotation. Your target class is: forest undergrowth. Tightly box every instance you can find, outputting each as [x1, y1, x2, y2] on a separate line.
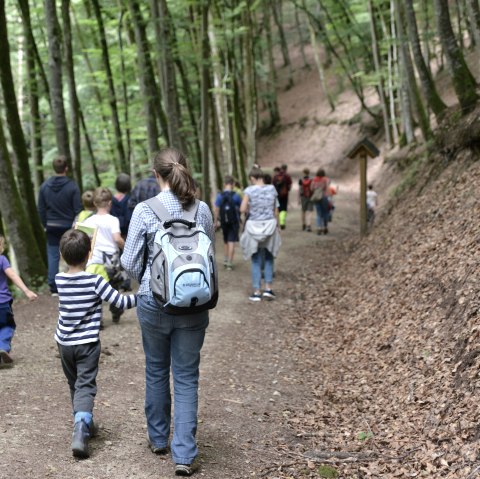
[264, 106, 480, 478]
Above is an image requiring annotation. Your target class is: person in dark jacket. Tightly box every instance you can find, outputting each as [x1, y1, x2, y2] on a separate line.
[111, 173, 132, 238]
[38, 157, 82, 295]
[127, 173, 160, 213]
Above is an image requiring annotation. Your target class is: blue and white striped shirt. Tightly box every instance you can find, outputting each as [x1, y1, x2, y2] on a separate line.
[121, 190, 215, 298]
[54, 272, 137, 346]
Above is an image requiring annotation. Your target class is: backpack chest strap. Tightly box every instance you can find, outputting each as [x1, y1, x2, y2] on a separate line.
[146, 197, 200, 228]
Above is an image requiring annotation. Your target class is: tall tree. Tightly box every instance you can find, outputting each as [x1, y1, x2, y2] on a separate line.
[0, 116, 46, 285]
[395, 0, 431, 141]
[263, 2, 280, 128]
[44, 0, 73, 169]
[404, 0, 447, 120]
[243, 2, 257, 168]
[271, 0, 293, 89]
[62, 0, 82, 190]
[433, 0, 478, 112]
[0, 0, 46, 259]
[153, 0, 184, 150]
[90, 0, 128, 171]
[200, 2, 210, 205]
[465, 0, 480, 47]
[127, 0, 160, 156]
[18, 0, 44, 192]
[368, 0, 392, 147]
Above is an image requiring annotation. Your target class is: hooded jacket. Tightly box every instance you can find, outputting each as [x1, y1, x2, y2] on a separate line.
[38, 176, 82, 229]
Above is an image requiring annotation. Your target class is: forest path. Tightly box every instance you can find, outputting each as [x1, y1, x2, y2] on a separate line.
[0, 184, 360, 479]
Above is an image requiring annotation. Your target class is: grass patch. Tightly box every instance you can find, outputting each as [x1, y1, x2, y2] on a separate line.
[317, 465, 339, 478]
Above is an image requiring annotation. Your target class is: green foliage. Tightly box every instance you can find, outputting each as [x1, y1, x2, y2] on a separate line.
[317, 465, 339, 478]
[357, 431, 374, 441]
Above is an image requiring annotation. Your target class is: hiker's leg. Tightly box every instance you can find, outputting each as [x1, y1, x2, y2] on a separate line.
[170, 312, 208, 465]
[227, 242, 235, 263]
[138, 296, 173, 449]
[306, 201, 313, 228]
[251, 251, 262, 292]
[0, 304, 15, 353]
[263, 250, 274, 289]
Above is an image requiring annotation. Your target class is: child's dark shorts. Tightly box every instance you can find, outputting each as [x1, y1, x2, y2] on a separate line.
[221, 224, 239, 243]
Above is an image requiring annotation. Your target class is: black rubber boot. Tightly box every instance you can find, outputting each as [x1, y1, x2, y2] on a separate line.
[71, 420, 90, 458]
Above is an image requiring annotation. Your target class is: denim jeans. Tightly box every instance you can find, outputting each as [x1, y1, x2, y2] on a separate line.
[252, 248, 274, 290]
[0, 303, 15, 352]
[46, 227, 69, 292]
[137, 295, 209, 465]
[314, 197, 330, 228]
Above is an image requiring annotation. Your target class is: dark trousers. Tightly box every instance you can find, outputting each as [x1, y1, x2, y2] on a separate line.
[57, 341, 101, 414]
[278, 196, 288, 212]
[46, 227, 70, 293]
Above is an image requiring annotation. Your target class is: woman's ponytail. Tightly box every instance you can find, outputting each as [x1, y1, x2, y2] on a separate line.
[153, 148, 196, 208]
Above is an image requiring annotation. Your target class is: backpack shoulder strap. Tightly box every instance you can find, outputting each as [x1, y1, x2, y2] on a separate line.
[182, 199, 200, 222]
[145, 197, 172, 223]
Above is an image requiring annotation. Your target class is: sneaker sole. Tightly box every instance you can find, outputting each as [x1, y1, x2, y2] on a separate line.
[0, 350, 13, 364]
[175, 464, 196, 476]
[262, 295, 276, 301]
[249, 297, 262, 302]
[72, 445, 89, 459]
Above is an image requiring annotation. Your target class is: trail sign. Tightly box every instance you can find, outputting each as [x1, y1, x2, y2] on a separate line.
[347, 138, 380, 236]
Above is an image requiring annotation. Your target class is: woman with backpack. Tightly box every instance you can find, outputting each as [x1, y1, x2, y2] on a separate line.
[240, 165, 281, 302]
[121, 148, 215, 477]
[311, 168, 331, 235]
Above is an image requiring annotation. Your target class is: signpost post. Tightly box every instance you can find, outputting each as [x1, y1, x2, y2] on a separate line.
[347, 138, 380, 236]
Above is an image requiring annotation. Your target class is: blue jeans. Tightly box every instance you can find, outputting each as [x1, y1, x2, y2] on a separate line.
[252, 248, 273, 290]
[0, 302, 15, 352]
[137, 295, 209, 465]
[314, 197, 330, 228]
[46, 227, 69, 292]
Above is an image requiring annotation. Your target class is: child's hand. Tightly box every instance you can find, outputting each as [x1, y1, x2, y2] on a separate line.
[26, 290, 38, 301]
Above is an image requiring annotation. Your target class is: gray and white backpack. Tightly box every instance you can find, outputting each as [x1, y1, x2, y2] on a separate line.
[145, 197, 218, 315]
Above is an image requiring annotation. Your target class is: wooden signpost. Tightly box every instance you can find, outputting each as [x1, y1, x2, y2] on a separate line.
[347, 138, 380, 236]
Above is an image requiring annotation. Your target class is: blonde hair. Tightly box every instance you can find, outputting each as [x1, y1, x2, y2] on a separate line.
[153, 148, 196, 208]
[93, 187, 113, 208]
[82, 190, 95, 209]
[0, 235, 5, 255]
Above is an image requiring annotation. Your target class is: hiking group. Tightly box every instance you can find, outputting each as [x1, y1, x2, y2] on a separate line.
[0, 150, 350, 476]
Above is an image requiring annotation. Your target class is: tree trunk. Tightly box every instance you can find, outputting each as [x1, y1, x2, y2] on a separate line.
[44, 0, 73, 169]
[466, 0, 480, 47]
[404, 0, 447, 120]
[294, 5, 309, 69]
[392, 0, 415, 145]
[200, 2, 210, 206]
[127, 0, 160, 157]
[18, 0, 44, 193]
[118, 8, 132, 168]
[264, 4, 280, 128]
[79, 107, 101, 186]
[368, 0, 392, 147]
[153, 0, 185, 150]
[0, 0, 46, 260]
[395, 0, 431, 141]
[0, 116, 46, 286]
[62, 0, 82, 190]
[71, 2, 117, 167]
[243, 2, 257, 169]
[433, 0, 478, 112]
[90, 0, 128, 172]
[271, 0, 293, 89]
[208, 12, 230, 176]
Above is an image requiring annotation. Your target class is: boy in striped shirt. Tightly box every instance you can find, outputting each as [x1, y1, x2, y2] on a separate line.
[55, 229, 136, 459]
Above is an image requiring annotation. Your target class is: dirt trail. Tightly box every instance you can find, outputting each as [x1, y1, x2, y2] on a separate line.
[0, 185, 361, 479]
